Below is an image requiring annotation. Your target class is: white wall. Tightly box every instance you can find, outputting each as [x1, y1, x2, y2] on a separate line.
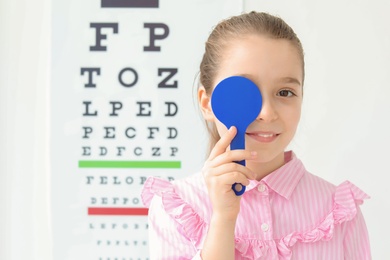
[1, 0, 389, 259]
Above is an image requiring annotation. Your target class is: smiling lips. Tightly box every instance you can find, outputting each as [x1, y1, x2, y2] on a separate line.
[246, 131, 280, 143]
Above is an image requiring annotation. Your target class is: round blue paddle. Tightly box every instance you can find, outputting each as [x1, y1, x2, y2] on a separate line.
[211, 76, 262, 196]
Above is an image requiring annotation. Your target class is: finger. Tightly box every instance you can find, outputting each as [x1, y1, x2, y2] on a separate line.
[210, 163, 255, 180]
[210, 149, 257, 168]
[208, 126, 237, 161]
[215, 171, 251, 187]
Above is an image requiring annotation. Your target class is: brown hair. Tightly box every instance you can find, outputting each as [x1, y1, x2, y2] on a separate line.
[198, 11, 305, 155]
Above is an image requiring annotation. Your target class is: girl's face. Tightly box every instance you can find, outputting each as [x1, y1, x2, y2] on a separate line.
[200, 35, 303, 172]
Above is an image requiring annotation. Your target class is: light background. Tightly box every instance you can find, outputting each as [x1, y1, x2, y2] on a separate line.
[1, 0, 389, 259]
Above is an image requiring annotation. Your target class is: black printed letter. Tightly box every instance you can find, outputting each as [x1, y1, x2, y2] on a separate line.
[118, 67, 138, 87]
[80, 68, 101, 88]
[165, 102, 178, 117]
[158, 68, 178, 88]
[90, 23, 118, 51]
[143, 23, 169, 52]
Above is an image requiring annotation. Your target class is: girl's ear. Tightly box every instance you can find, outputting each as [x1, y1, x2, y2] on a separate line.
[198, 86, 214, 121]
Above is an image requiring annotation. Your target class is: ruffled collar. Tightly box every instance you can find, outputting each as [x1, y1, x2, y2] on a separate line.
[245, 151, 305, 200]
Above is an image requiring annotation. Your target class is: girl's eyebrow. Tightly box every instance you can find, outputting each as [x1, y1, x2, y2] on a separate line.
[279, 77, 302, 86]
[236, 73, 257, 83]
[237, 73, 253, 79]
[236, 74, 302, 87]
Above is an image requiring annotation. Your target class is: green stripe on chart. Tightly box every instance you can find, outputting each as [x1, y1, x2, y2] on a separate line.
[78, 160, 181, 169]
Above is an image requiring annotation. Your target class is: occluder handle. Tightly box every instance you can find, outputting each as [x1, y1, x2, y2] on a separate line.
[231, 126, 246, 196]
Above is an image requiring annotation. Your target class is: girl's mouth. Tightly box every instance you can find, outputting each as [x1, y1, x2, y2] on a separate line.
[246, 131, 280, 143]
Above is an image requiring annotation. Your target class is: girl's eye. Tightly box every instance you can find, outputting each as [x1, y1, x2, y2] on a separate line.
[278, 89, 295, 97]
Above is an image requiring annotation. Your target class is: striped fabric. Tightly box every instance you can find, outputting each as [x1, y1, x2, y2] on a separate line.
[141, 151, 371, 259]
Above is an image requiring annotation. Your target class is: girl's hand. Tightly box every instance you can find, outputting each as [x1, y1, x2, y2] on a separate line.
[202, 126, 257, 221]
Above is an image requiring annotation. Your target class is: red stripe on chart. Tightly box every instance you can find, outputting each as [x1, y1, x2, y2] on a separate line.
[88, 207, 149, 216]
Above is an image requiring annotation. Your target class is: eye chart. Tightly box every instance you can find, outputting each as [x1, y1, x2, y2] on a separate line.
[51, 1, 241, 259]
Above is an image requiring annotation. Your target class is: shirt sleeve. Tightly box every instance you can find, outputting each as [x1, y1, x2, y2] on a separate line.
[343, 206, 371, 259]
[148, 194, 203, 260]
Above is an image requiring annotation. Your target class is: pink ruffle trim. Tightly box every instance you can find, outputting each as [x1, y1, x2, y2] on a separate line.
[234, 238, 277, 259]
[142, 178, 369, 260]
[141, 177, 208, 249]
[276, 180, 369, 259]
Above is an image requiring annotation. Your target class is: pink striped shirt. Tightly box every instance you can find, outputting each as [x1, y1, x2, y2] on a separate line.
[141, 151, 371, 259]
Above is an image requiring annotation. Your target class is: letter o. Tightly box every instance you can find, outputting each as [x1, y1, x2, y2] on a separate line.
[118, 67, 138, 87]
[126, 176, 134, 184]
[132, 198, 140, 205]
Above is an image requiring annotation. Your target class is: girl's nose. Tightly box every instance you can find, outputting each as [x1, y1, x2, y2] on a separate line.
[256, 97, 278, 122]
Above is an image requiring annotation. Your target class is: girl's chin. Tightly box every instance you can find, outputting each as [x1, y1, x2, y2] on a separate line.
[247, 150, 285, 165]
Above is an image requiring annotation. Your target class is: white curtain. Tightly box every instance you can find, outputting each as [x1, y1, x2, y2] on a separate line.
[0, 1, 51, 260]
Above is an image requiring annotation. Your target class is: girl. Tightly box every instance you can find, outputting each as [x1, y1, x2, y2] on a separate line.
[141, 11, 371, 259]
